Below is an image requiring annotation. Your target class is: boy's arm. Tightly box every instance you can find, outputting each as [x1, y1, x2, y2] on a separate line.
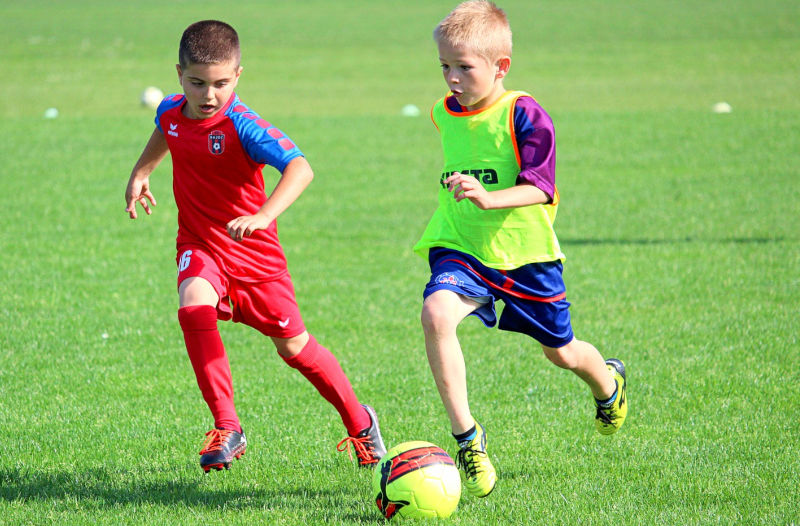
[445, 172, 549, 210]
[448, 96, 556, 210]
[125, 128, 169, 219]
[226, 156, 313, 241]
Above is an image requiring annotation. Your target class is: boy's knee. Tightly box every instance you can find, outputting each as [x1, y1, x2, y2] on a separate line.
[421, 300, 455, 335]
[273, 331, 310, 359]
[541, 342, 579, 370]
[179, 276, 218, 307]
[420, 303, 439, 334]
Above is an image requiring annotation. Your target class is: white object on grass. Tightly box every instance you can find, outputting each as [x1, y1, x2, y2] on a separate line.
[712, 102, 732, 114]
[401, 104, 421, 117]
[140, 86, 164, 109]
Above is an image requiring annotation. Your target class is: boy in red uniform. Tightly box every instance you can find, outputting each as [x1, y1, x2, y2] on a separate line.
[124, 20, 385, 472]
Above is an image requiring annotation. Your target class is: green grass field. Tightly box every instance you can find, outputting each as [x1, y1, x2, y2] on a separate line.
[2, 1, 799, 524]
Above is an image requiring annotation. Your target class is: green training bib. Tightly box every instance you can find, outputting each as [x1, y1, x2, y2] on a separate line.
[413, 90, 564, 269]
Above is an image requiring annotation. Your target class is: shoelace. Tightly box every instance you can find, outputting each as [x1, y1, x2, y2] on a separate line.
[595, 404, 616, 425]
[456, 446, 486, 479]
[200, 429, 235, 455]
[337, 435, 378, 465]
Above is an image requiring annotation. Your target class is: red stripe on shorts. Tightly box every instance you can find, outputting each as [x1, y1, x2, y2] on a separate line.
[441, 258, 566, 303]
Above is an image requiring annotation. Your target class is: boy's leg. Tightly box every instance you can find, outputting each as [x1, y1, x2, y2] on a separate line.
[231, 273, 385, 466]
[541, 339, 615, 400]
[421, 289, 496, 497]
[178, 276, 241, 433]
[275, 332, 386, 466]
[421, 289, 482, 435]
[491, 259, 629, 435]
[541, 339, 628, 434]
[177, 250, 246, 472]
[274, 332, 369, 435]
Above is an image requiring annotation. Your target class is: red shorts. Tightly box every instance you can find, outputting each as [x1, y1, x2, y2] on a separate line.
[176, 245, 306, 338]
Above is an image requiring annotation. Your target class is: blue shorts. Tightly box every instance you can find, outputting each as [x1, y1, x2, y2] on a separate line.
[423, 247, 574, 348]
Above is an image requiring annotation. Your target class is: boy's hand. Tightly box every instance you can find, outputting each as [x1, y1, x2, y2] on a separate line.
[125, 177, 157, 219]
[446, 172, 493, 210]
[227, 213, 271, 242]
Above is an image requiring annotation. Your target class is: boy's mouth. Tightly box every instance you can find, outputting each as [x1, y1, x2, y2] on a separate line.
[199, 104, 216, 114]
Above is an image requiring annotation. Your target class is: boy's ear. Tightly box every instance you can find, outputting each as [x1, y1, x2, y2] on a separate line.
[176, 64, 183, 81]
[232, 65, 243, 88]
[496, 57, 511, 79]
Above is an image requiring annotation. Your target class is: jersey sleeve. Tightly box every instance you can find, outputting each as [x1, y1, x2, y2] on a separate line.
[229, 106, 304, 173]
[513, 96, 556, 201]
[154, 94, 185, 133]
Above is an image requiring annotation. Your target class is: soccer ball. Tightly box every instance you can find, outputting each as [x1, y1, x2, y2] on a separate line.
[372, 441, 461, 519]
[140, 86, 163, 110]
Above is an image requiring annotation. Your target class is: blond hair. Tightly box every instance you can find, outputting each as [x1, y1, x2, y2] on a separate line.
[434, 1, 512, 61]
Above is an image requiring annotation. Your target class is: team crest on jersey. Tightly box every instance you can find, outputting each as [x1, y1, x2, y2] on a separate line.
[208, 131, 225, 155]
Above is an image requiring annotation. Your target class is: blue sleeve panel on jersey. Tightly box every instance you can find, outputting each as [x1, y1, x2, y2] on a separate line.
[154, 94, 185, 132]
[513, 101, 535, 145]
[226, 98, 304, 173]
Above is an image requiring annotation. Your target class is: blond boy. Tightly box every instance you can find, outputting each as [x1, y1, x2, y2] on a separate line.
[414, 1, 628, 497]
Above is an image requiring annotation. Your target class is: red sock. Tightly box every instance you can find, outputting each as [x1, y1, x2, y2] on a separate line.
[281, 335, 370, 436]
[178, 305, 241, 432]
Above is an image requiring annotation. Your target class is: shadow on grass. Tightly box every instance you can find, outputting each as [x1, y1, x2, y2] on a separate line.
[0, 466, 380, 522]
[562, 236, 784, 246]
[0, 466, 271, 507]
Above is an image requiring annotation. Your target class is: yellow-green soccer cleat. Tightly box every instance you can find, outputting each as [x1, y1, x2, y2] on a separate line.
[455, 421, 497, 498]
[595, 358, 628, 435]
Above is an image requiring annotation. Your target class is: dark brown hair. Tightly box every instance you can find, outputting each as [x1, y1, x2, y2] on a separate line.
[179, 20, 241, 68]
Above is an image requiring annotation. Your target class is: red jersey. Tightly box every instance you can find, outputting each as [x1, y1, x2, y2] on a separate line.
[155, 93, 303, 282]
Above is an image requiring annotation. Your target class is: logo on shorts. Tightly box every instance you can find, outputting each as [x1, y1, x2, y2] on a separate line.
[278, 317, 291, 328]
[208, 131, 225, 155]
[435, 273, 463, 287]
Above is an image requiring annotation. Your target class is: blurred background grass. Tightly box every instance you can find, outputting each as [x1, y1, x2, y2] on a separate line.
[6, 0, 800, 119]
